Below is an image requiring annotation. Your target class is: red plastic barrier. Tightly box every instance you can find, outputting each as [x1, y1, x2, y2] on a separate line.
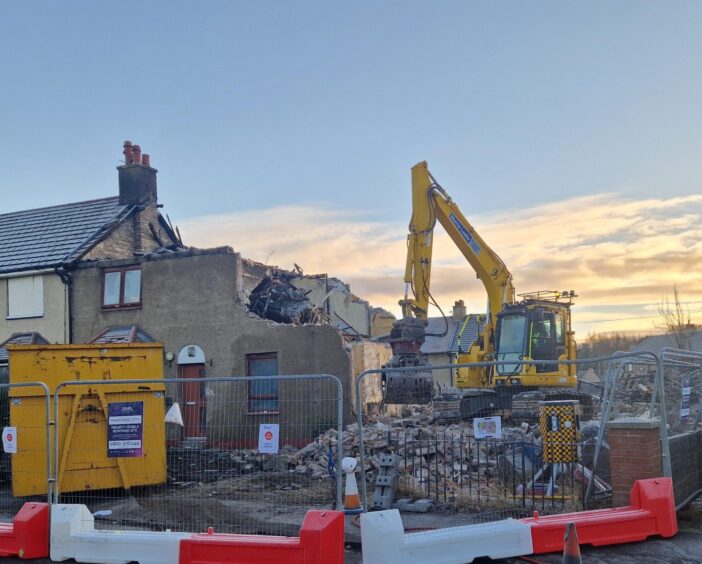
[0, 502, 49, 559]
[179, 510, 344, 564]
[523, 477, 677, 554]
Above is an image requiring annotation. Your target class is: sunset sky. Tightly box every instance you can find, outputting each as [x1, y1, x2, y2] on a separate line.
[3, 2, 702, 337]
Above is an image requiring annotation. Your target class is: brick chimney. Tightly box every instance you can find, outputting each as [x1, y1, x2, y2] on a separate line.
[118, 140, 158, 206]
[452, 300, 466, 321]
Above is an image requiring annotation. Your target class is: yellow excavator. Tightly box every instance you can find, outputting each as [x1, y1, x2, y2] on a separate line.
[384, 161, 588, 419]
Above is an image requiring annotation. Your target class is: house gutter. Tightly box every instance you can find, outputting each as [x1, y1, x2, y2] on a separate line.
[0, 268, 55, 279]
[55, 266, 74, 344]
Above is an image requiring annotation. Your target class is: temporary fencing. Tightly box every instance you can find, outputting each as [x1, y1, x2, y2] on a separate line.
[655, 348, 702, 507]
[354, 353, 671, 520]
[0, 383, 52, 508]
[364, 428, 591, 520]
[51, 375, 344, 537]
[0, 382, 52, 559]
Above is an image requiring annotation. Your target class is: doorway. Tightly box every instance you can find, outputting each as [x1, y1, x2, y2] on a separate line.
[177, 345, 206, 439]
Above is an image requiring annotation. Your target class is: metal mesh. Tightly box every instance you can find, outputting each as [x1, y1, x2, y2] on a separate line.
[52, 375, 343, 536]
[353, 354, 669, 522]
[657, 349, 702, 507]
[354, 425, 592, 523]
[0, 383, 51, 519]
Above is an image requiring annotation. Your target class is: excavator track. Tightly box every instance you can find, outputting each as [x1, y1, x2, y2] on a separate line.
[449, 387, 594, 422]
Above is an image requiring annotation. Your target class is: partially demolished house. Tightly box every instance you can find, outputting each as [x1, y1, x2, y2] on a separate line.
[246, 265, 395, 338]
[0, 144, 179, 344]
[41, 142, 395, 446]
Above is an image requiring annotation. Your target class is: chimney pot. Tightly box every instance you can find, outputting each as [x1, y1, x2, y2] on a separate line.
[123, 140, 133, 164]
[452, 299, 467, 322]
[118, 140, 158, 206]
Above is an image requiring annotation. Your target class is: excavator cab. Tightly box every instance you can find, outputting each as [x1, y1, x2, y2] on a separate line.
[495, 295, 573, 379]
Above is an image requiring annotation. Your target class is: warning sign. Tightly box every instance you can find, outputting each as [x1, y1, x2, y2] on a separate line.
[2, 427, 17, 454]
[258, 423, 279, 454]
[107, 402, 144, 458]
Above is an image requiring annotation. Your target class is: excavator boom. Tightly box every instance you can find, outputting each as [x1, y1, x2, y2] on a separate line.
[382, 162, 578, 410]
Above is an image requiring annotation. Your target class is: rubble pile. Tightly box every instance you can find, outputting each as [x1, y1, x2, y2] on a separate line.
[167, 403, 613, 510]
[248, 274, 323, 324]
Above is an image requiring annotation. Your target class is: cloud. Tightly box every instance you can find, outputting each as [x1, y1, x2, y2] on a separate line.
[179, 192, 702, 336]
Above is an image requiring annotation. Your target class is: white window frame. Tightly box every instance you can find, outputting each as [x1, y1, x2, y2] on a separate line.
[7, 275, 44, 319]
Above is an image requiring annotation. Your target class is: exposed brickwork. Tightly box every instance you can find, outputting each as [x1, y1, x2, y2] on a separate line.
[83, 204, 177, 261]
[608, 420, 661, 506]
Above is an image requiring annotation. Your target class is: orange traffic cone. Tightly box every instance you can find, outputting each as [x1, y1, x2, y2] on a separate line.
[342, 457, 363, 515]
[562, 522, 582, 563]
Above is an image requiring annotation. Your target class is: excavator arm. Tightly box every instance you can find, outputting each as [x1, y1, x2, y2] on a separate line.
[400, 161, 515, 342]
[383, 161, 579, 413]
[383, 161, 515, 404]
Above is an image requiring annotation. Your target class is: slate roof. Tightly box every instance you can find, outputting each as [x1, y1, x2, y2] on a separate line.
[421, 314, 486, 355]
[451, 314, 486, 354]
[0, 332, 49, 363]
[0, 197, 132, 274]
[421, 317, 460, 355]
[88, 325, 156, 344]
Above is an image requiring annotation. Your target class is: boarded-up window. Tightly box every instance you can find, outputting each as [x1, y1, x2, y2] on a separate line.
[7, 276, 43, 319]
[246, 353, 279, 414]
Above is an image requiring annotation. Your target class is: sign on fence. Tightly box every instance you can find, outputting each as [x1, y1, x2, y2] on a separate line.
[107, 401, 144, 457]
[2, 426, 17, 454]
[258, 423, 280, 454]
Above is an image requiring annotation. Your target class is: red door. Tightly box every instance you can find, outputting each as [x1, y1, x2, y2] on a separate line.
[181, 364, 206, 438]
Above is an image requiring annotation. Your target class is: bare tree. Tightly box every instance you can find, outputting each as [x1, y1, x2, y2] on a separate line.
[658, 285, 694, 349]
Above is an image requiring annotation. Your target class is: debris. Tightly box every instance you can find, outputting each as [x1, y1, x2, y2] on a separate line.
[248, 274, 323, 324]
[393, 498, 433, 513]
[372, 454, 401, 510]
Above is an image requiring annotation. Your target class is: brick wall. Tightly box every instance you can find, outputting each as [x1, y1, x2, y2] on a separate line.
[607, 418, 661, 506]
[83, 205, 177, 261]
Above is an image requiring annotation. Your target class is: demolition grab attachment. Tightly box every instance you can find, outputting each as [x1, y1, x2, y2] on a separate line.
[382, 318, 434, 405]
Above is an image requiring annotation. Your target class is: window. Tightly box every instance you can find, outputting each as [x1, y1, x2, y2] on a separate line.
[102, 267, 142, 308]
[246, 353, 278, 413]
[7, 275, 43, 319]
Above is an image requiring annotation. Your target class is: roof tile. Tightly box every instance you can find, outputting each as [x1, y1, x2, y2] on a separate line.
[0, 197, 130, 273]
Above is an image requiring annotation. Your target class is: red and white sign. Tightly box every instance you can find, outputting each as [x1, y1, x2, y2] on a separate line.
[2, 426, 17, 454]
[258, 424, 279, 454]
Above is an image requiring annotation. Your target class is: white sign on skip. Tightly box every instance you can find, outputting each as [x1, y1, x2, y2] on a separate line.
[258, 423, 280, 454]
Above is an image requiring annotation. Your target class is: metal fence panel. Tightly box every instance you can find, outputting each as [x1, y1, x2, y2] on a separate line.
[0, 382, 52, 517]
[52, 375, 343, 536]
[353, 353, 663, 521]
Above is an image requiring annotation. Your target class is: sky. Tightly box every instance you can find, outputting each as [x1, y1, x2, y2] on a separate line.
[2, 2, 702, 337]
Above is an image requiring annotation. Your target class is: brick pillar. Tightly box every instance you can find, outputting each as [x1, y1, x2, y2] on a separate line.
[607, 417, 661, 506]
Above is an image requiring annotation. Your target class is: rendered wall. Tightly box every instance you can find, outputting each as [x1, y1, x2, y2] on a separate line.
[0, 273, 68, 344]
[70, 249, 356, 444]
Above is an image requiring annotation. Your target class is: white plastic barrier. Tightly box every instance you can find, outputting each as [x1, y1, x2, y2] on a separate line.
[360, 509, 534, 564]
[51, 504, 190, 564]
